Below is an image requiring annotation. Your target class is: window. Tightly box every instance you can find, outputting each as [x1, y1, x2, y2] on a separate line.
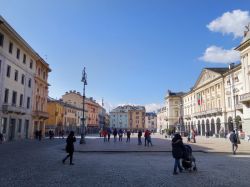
[9, 42, 13, 53]
[28, 78, 31, 88]
[18, 119, 22, 133]
[4, 89, 9, 103]
[0, 32, 4, 47]
[16, 48, 20, 59]
[21, 74, 25, 85]
[228, 97, 231, 108]
[19, 94, 23, 107]
[30, 60, 33, 69]
[12, 91, 17, 106]
[6, 65, 11, 77]
[27, 97, 30, 109]
[3, 118, 7, 133]
[43, 71, 46, 79]
[23, 54, 26, 64]
[14, 70, 18, 81]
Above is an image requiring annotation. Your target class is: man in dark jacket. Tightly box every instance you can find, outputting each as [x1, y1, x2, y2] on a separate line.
[172, 133, 184, 175]
[126, 130, 131, 142]
[138, 130, 142, 145]
[229, 130, 238, 155]
[62, 131, 76, 165]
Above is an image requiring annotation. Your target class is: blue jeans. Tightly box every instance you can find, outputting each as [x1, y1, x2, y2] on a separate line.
[174, 158, 182, 172]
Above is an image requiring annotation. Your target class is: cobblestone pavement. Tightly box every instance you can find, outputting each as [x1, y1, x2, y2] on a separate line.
[0, 138, 250, 187]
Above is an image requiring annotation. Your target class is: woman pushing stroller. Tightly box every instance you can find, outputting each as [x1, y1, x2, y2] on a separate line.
[172, 133, 184, 175]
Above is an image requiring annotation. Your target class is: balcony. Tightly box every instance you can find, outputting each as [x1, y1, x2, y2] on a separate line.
[235, 103, 243, 110]
[240, 92, 250, 104]
[33, 110, 49, 119]
[184, 115, 191, 120]
[193, 108, 222, 118]
[2, 104, 26, 115]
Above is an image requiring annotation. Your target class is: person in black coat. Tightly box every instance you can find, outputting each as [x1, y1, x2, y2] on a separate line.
[172, 133, 184, 175]
[62, 131, 76, 165]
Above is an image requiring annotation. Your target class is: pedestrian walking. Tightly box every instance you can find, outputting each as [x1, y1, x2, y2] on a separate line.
[138, 130, 142, 145]
[172, 133, 184, 175]
[147, 132, 153, 146]
[126, 129, 131, 142]
[61, 130, 65, 139]
[144, 129, 150, 146]
[102, 129, 108, 142]
[118, 129, 123, 142]
[229, 130, 239, 155]
[113, 128, 118, 142]
[107, 128, 111, 142]
[62, 131, 76, 165]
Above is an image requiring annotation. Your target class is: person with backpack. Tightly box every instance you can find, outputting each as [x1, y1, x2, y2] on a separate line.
[118, 129, 123, 142]
[229, 130, 239, 155]
[113, 128, 118, 142]
[126, 129, 131, 142]
[172, 133, 184, 175]
[62, 131, 76, 165]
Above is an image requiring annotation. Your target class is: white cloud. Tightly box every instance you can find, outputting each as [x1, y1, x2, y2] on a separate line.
[199, 45, 240, 64]
[207, 9, 250, 38]
[145, 103, 163, 113]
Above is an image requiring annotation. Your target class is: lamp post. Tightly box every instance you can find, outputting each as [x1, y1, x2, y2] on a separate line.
[80, 67, 87, 144]
[229, 63, 237, 131]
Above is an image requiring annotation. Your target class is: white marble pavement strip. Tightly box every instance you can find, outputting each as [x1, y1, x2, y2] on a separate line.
[74, 135, 250, 153]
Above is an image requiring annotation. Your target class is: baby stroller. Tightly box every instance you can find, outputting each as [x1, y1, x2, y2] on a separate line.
[182, 145, 197, 171]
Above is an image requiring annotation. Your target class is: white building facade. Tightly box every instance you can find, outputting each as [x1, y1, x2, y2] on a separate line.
[110, 106, 129, 129]
[0, 16, 37, 140]
[145, 112, 157, 131]
[236, 28, 250, 136]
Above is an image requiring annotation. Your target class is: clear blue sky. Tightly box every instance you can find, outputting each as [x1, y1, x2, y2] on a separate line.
[1, 0, 249, 111]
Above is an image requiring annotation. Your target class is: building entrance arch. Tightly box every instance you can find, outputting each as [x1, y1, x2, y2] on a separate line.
[201, 120, 205, 136]
[228, 117, 233, 132]
[216, 118, 221, 135]
[206, 119, 210, 136]
[211, 118, 215, 136]
[197, 120, 201, 135]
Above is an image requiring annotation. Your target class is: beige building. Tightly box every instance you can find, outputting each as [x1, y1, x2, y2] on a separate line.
[128, 106, 145, 130]
[165, 91, 184, 131]
[183, 68, 228, 136]
[32, 58, 51, 137]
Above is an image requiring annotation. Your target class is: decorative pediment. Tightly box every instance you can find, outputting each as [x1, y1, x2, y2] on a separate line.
[193, 69, 222, 89]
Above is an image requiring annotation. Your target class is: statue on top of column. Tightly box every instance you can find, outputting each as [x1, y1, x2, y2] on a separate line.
[244, 23, 250, 38]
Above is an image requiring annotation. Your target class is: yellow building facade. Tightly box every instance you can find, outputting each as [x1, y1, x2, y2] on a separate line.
[32, 58, 51, 137]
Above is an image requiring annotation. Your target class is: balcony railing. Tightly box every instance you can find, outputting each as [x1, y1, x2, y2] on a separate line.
[240, 92, 250, 103]
[193, 108, 222, 118]
[235, 103, 243, 110]
[2, 104, 26, 115]
[184, 115, 191, 119]
[33, 110, 49, 119]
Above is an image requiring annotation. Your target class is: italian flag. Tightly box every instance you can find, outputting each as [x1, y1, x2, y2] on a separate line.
[197, 93, 202, 105]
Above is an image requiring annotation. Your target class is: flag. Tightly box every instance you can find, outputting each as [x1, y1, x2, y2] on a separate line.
[197, 93, 202, 105]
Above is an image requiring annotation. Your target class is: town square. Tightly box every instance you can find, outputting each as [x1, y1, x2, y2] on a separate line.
[1, 0, 250, 186]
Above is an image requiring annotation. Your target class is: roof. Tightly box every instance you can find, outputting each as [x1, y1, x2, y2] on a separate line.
[205, 68, 229, 75]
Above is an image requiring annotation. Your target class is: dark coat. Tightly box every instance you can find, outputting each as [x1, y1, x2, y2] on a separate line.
[172, 137, 184, 159]
[66, 136, 76, 153]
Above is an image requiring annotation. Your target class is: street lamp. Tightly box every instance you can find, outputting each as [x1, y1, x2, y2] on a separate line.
[80, 67, 87, 144]
[229, 63, 237, 131]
